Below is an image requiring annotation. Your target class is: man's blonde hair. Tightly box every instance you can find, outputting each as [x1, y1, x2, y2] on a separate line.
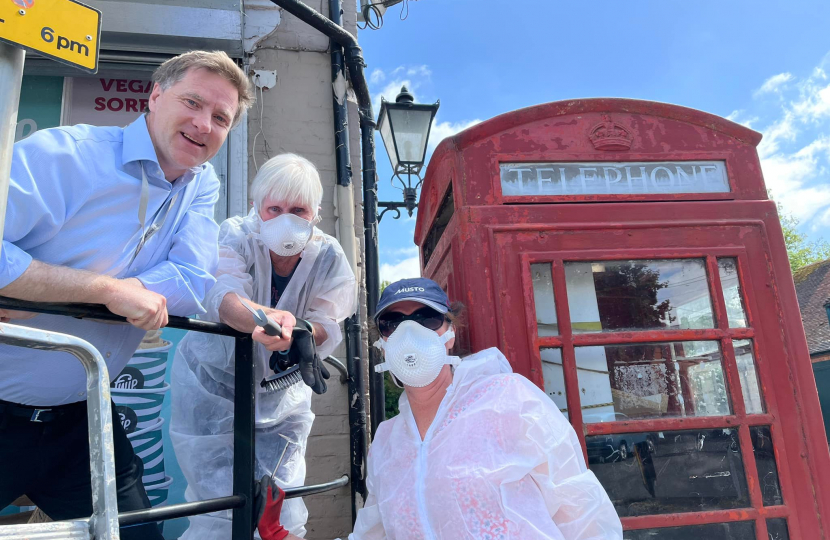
[152, 50, 254, 127]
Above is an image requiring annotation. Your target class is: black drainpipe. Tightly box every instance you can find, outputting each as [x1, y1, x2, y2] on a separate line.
[267, 0, 385, 436]
[327, 0, 369, 520]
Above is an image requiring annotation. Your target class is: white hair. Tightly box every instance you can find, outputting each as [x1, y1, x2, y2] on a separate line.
[251, 154, 323, 216]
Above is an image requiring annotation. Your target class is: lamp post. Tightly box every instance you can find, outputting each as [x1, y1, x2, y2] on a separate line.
[367, 86, 439, 435]
[376, 86, 440, 222]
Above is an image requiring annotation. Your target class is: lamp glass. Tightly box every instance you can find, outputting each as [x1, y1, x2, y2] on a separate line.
[378, 109, 399, 172]
[387, 107, 433, 166]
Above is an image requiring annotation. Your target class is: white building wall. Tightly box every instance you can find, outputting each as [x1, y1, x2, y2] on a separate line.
[245, 1, 365, 538]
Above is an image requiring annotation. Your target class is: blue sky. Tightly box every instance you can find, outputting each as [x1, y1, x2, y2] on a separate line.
[360, 0, 830, 282]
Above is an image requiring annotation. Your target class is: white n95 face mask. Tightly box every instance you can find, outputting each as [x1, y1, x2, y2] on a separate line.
[374, 320, 459, 388]
[259, 213, 318, 257]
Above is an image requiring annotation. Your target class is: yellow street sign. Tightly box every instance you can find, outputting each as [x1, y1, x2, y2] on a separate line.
[0, 0, 101, 73]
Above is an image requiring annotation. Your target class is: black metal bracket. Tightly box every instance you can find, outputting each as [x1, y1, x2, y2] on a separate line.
[323, 355, 348, 384]
[378, 185, 419, 223]
[378, 200, 412, 223]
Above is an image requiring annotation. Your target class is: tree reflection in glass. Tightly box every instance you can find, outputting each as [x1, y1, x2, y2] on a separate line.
[566, 259, 716, 333]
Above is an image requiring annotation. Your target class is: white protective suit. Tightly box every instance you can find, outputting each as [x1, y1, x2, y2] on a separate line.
[170, 209, 356, 539]
[349, 347, 623, 540]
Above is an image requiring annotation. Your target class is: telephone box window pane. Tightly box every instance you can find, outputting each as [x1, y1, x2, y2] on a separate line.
[588, 428, 750, 517]
[540, 348, 568, 418]
[532, 263, 558, 336]
[718, 258, 748, 328]
[734, 340, 765, 414]
[767, 519, 790, 540]
[578, 341, 731, 423]
[565, 260, 715, 334]
[751, 426, 783, 506]
[623, 522, 755, 540]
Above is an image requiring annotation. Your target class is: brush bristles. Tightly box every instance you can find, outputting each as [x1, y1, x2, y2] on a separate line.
[261, 369, 303, 392]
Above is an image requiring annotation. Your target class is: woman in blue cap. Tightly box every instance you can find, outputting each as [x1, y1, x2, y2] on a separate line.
[258, 277, 622, 540]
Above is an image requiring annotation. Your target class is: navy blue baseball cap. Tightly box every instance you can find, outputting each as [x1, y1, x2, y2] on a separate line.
[375, 277, 450, 321]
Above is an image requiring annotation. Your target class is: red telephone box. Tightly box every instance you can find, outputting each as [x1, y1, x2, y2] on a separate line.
[414, 98, 830, 539]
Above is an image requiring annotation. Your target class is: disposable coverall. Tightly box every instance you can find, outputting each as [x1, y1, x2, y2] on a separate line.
[170, 209, 356, 539]
[348, 347, 623, 540]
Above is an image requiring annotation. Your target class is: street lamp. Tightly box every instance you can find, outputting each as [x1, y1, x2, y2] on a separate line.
[367, 85, 439, 436]
[376, 85, 439, 221]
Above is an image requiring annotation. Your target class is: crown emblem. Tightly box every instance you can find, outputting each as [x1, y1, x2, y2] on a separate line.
[589, 114, 633, 151]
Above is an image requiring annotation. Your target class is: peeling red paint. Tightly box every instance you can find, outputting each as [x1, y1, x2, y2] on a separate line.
[414, 99, 830, 538]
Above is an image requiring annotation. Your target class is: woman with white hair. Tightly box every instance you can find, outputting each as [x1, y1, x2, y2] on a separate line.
[170, 153, 356, 539]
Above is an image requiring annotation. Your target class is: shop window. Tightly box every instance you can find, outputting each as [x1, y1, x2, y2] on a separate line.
[15, 76, 63, 142]
[588, 427, 749, 517]
[734, 340, 765, 414]
[623, 521, 755, 540]
[565, 259, 715, 333]
[717, 258, 748, 328]
[751, 426, 783, 506]
[540, 348, 567, 418]
[532, 263, 558, 336]
[766, 519, 790, 540]
[578, 341, 731, 422]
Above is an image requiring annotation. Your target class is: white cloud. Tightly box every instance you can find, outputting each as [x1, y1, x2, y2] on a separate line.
[369, 65, 430, 112]
[751, 54, 830, 234]
[761, 138, 830, 222]
[428, 118, 482, 151]
[755, 72, 793, 96]
[792, 81, 830, 121]
[757, 112, 796, 159]
[380, 256, 421, 282]
[407, 65, 431, 78]
[370, 68, 385, 85]
[789, 56, 830, 121]
[382, 246, 419, 257]
[372, 78, 413, 116]
[725, 109, 759, 129]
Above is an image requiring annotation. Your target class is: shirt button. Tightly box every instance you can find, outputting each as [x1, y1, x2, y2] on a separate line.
[106, 352, 112, 358]
[78, 392, 85, 397]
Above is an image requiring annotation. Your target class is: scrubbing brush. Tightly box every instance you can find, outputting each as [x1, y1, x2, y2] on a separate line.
[261, 361, 303, 392]
[264, 318, 327, 395]
[235, 294, 304, 392]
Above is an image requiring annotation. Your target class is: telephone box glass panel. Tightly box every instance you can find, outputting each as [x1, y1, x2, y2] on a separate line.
[623, 522, 755, 540]
[588, 427, 749, 517]
[578, 341, 731, 422]
[565, 259, 715, 333]
[540, 348, 568, 417]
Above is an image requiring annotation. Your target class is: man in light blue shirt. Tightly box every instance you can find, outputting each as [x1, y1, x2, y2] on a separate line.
[0, 50, 253, 539]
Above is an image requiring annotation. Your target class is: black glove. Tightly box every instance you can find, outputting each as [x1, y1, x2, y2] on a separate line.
[285, 318, 330, 395]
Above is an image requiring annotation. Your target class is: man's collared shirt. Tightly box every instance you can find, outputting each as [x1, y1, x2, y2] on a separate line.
[0, 117, 220, 406]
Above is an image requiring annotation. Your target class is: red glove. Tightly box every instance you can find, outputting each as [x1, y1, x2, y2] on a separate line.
[257, 478, 289, 540]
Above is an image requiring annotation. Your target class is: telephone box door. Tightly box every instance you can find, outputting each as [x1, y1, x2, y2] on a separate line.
[492, 218, 819, 539]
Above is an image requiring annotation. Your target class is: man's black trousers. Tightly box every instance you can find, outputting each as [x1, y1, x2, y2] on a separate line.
[0, 399, 165, 540]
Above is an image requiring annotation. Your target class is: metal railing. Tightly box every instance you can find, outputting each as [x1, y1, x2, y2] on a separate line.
[0, 323, 119, 540]
[0, 297, 353, 539]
